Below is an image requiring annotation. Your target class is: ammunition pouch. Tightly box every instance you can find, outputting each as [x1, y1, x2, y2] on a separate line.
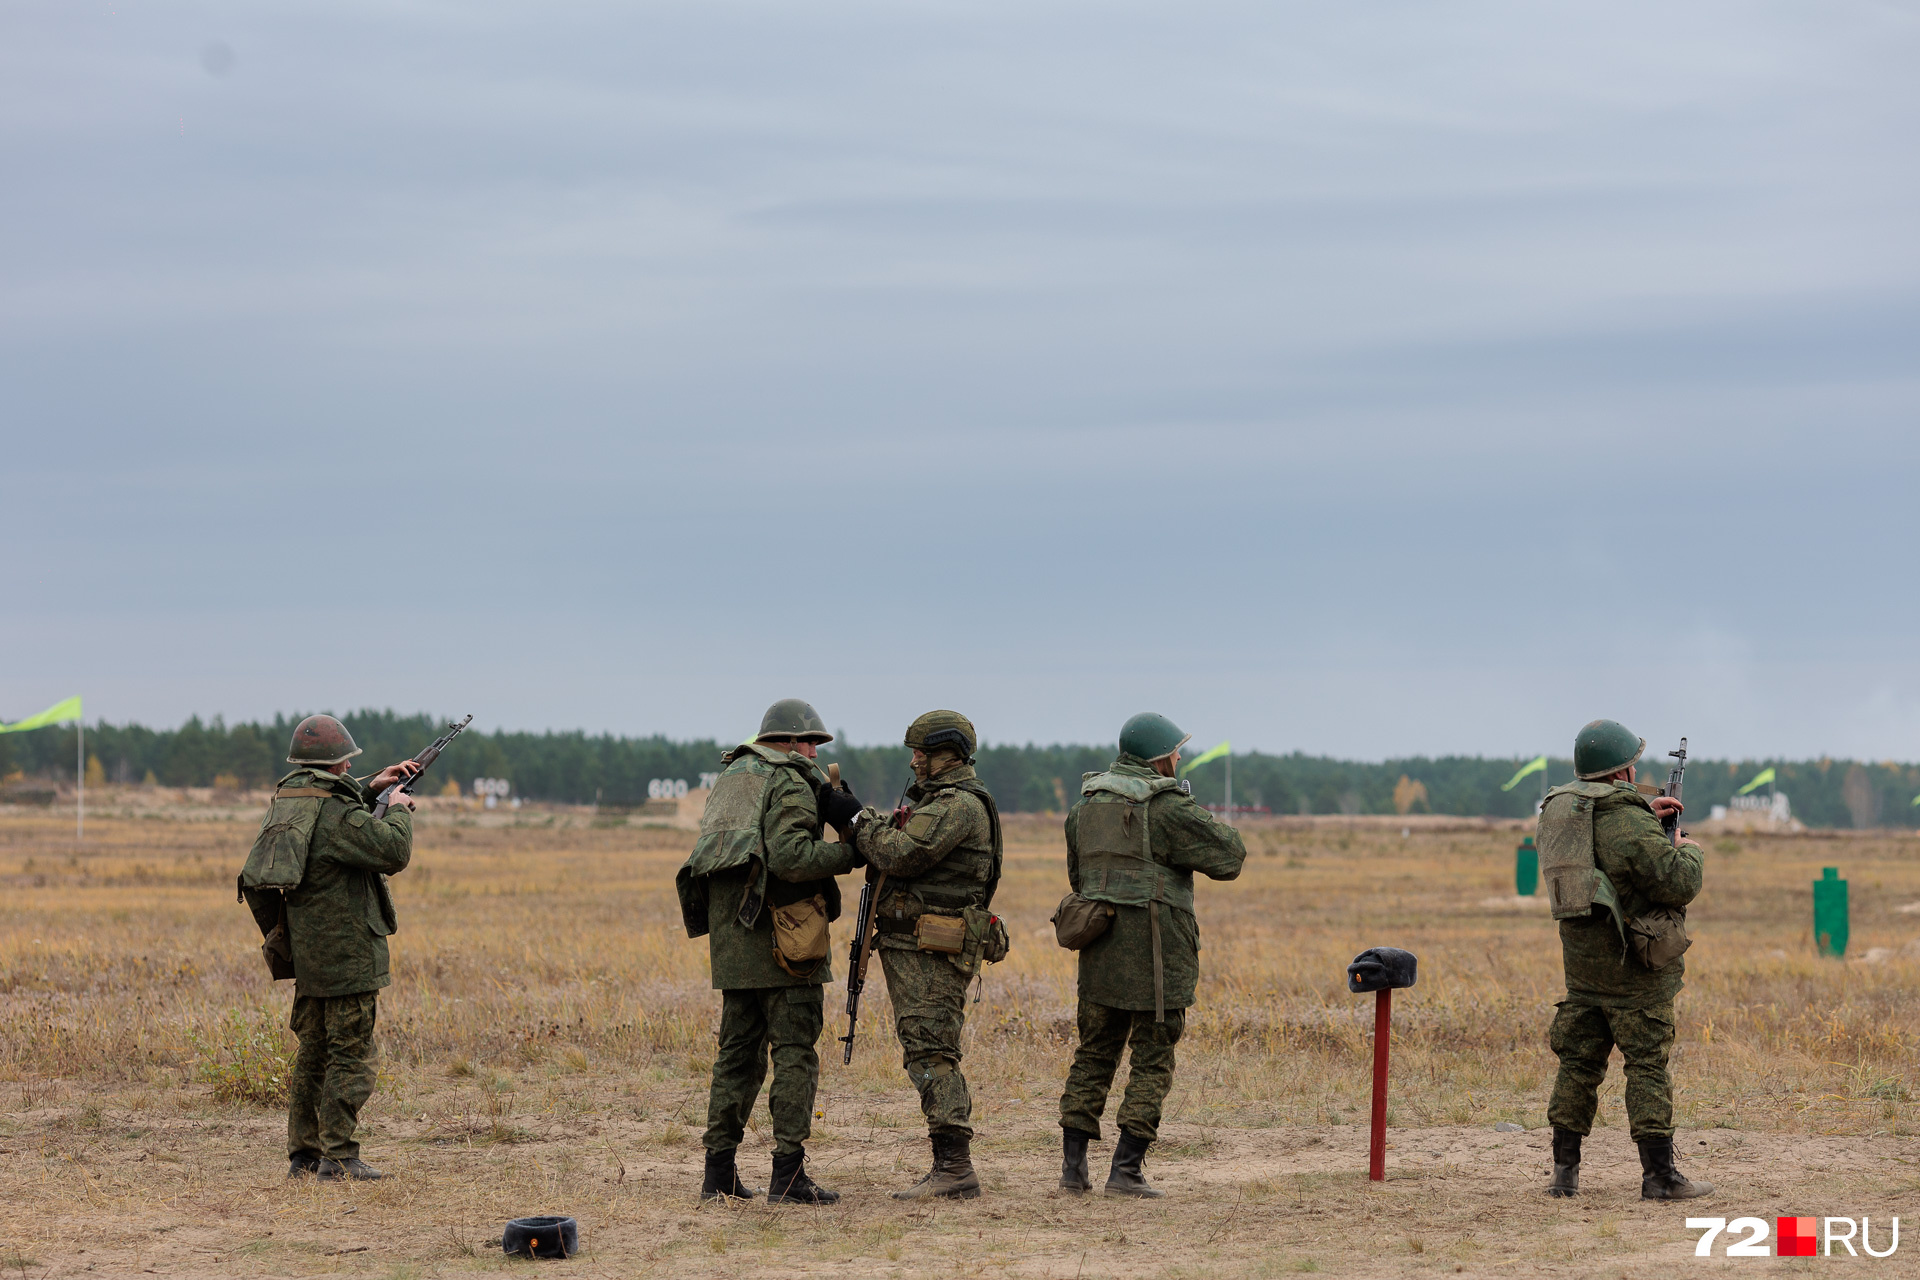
[1627, 906, 1691, 971]
[913, 912, 967, 955]
[1051, 892, 1116, 950]
[772, 894, 832, 978]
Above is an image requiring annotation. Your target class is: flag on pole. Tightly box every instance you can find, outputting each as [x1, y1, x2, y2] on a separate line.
[1501, 755, 1548, 791]
[1736, 767, 1776, 796]
[1179, 741, 1230, 777]
[0, 695, 82, 734]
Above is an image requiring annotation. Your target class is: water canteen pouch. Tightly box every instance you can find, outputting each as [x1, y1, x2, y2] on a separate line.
[953, 904, 1010, 976]
[1627, 905, 1692, 970]
[1051, 892, 1116, 950]
[772, 893, 832, 977]
[1537, 781, 1629, 955]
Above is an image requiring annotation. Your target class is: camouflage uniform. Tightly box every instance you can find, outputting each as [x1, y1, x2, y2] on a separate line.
[676, 743, 856, 1157]
[855, 761, 1001, 1137]
[1059, 755, 1245, 1142]
[265, 767, 412, 1164]
[1548, 783, 1703, 1141]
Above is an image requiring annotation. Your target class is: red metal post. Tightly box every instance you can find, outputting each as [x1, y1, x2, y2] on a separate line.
[1368, 987, 1390, 1181]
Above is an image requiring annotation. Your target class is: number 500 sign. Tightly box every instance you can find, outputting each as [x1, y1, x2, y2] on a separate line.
[1689, 1216, 1899, 1258]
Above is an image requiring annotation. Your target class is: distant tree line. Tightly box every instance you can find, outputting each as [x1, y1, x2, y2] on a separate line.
[3, 709, 1918, 828]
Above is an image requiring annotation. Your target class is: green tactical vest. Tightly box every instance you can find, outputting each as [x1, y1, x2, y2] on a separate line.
[1538, 781, 1628, 952]
[1073, 770, 1197, 914]
[891, 776, 1004, 913]
[675, 743, 838, 937]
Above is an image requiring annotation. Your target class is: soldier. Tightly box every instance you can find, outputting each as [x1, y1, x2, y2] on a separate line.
[1056, 712, 1246, 1198]
[676, 699, 863, 1206]
[269, 714, 420, 1181]
[1541, 718, 1712, 1201]
[850, 710, 1003, 1200]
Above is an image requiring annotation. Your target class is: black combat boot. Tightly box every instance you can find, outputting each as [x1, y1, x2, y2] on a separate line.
[1638, 1137, 1714, 1200]
[314, 1157, 385, 1181]
[1104, 1131, 1164, 1198]
[1060, 1128, 1094, 1193]
[1545, 1127, 1581, 1197]
[891, 1132, 981, 1200]
[767, 1148, 840, 1205]
[288, 1151, 323, 1179]
[699, 1148, 762, 1202]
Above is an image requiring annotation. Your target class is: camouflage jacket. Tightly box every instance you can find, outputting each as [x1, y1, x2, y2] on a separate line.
[677, 744, 858, 990]
[1065, 756, 1246, 1012]
[1560, 783, 1704, 1008]
[272, 767, 412, 998]
[855, 763, 1000, 952]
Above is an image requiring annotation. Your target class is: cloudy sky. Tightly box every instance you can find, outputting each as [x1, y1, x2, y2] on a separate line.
[5, 1, 1917, 759]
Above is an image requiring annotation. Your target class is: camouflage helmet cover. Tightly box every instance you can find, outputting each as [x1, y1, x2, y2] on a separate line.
[1118, 711, 1191, 763]
[904, 710, 977, 763]
[287, 714, 363, 766]
[756, 698, 833, 744]
[1573, 718, 1645, 780]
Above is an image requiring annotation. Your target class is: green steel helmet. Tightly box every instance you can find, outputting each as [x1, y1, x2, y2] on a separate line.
[756, 698, 833, 744]
[1119, 712, 1191, 763]
[1574, 719, 1645, 780]
[286, 714, 362, 766]
[904, 710, 977, 763]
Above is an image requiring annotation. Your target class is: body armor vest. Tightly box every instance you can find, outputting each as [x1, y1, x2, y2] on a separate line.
[890, 776, 1003, 913]
[677, 744, 839, 936]
[1074, 771, 1196, 914]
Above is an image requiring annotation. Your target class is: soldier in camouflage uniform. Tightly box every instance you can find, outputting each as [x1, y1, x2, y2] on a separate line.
[262, 714, 420, 1181]
[1542, 718, 1712, 1202]
[1057, 712, 1246, 1198]
[850, 710, 1002, 1200]
[676, 699, 864, 1206]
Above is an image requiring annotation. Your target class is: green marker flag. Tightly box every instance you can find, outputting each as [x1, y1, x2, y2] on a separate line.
[1736, 767, 1776, 796]
[1179, 740, 1230, 777]
[0, 695, 83, 734]
[1501, 755, 1548, 792]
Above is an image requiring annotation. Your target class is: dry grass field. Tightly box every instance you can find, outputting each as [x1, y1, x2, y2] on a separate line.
[4, 797, 1920, 1278]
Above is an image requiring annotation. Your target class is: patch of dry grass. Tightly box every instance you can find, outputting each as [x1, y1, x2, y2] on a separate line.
[3, 805, 1920, 1276]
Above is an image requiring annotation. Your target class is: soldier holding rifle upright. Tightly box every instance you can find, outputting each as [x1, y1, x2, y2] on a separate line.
[1054, 712, 1245, 1198]
[1538, 719, 1711, 1201]
[245, 715, 424, 1181]
[676, 699, 863, 1206]
[849, 711, 1006, 1201]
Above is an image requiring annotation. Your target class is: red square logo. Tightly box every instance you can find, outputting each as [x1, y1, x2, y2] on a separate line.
[1777, 1217, 1817, 1257]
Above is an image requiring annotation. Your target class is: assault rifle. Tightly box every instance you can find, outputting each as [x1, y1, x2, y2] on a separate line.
[840, 781, 911, 1064]
[1659, 736, 1687, 846]
[371, 715, 473, 818]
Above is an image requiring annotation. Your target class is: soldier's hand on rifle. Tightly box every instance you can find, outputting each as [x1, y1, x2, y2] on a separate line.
[367, 760, 423, 791]
[385, 791, 418, 812]
[820, 785, 864, 831]
[1650, 796, 1683, 822]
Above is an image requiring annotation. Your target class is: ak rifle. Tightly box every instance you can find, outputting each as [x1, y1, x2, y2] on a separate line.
[371, 715, 474, 818]
[840, 779, 911, 1064]
[1658, 736, 1687, 846]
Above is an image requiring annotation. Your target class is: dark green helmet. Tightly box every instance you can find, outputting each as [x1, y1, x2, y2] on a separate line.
[1574, 719, 1644, 780]
[904, 710, 977, 762]
[287, 714, 362, 766]
[1119, 712, 1191, 762]
[756, 698, 832, 744]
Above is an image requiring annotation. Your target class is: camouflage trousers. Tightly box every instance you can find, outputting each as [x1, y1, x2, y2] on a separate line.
[288, 992, 379, 1161]
[1059, 1002, 1185, 1142]
[1547, 1000, 1677, 1141]
[879, 947, 974, 1137]
[704, 985, 823, 1157]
